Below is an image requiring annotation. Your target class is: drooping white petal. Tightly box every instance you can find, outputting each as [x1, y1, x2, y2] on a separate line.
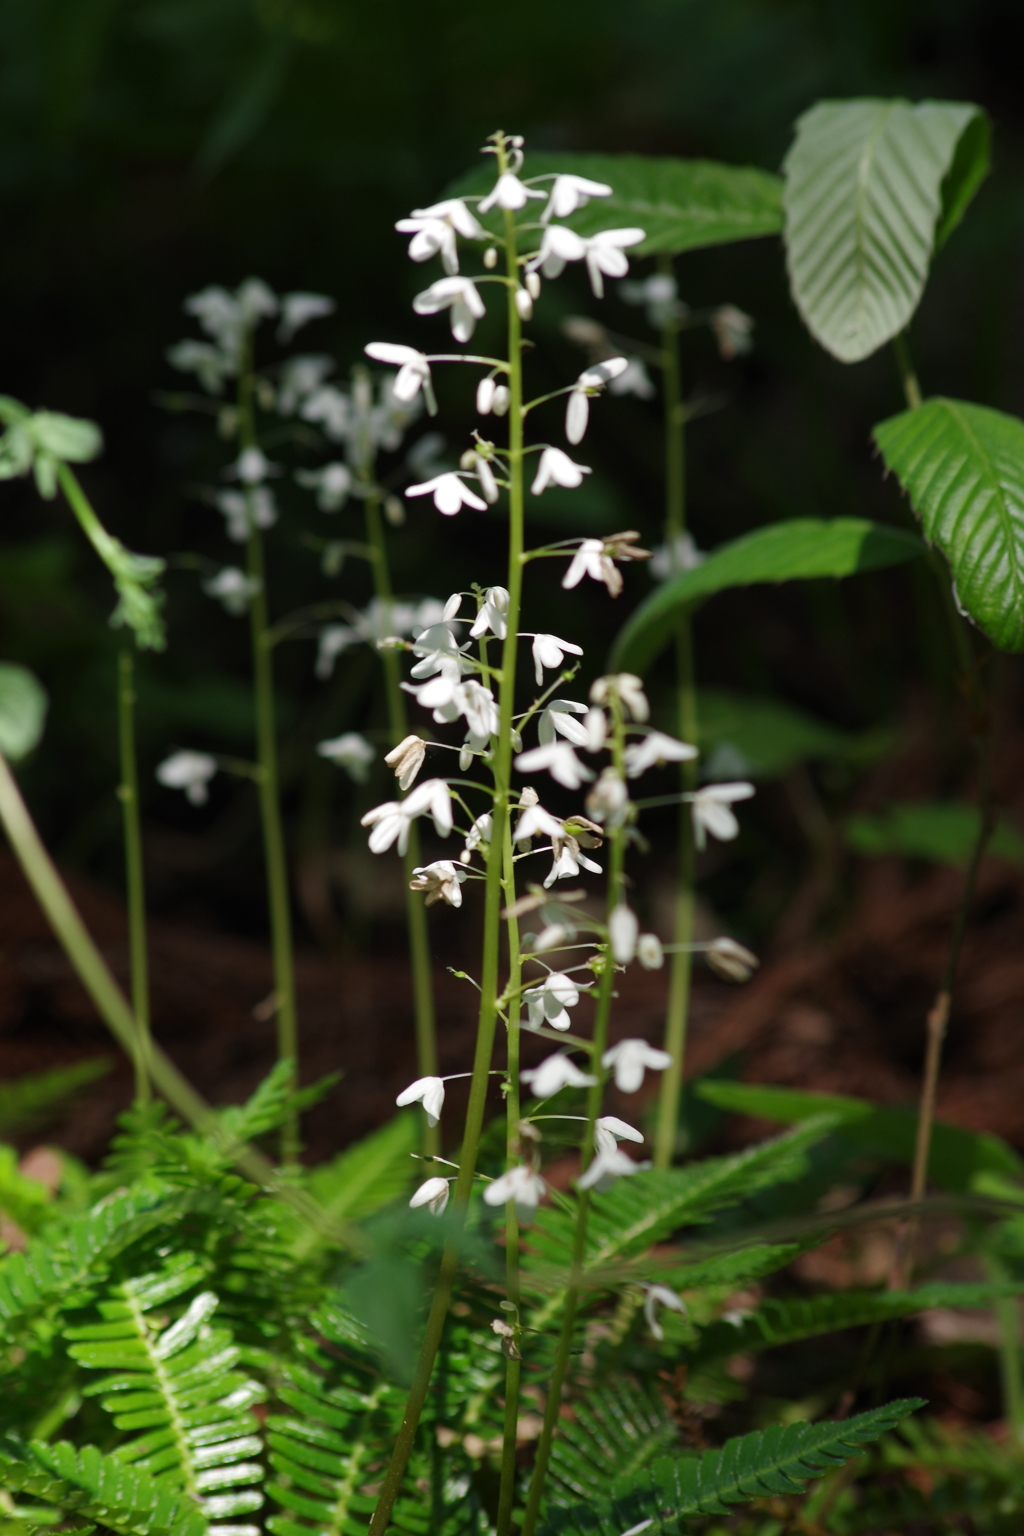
[531, 447, 591, 496]
[609, 904, 639, 964]
[396, 1074, 446, 1125]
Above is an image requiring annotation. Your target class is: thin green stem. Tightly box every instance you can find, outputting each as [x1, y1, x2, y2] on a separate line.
[654, 255, 698, 1170]
[117, 647, 151, 1103]
[364, 490, 439, 1157]
[367, 139, 526, 1536]
[497, 819, 522, 1536]
[987, 1249, 1024, 1444]
[238, 341, 299, 1164]
[892, 329, 923, 410]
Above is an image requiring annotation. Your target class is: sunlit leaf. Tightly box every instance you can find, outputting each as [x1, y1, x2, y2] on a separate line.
[874, 398, 1024, 651]
[0, 664, 48, 761]
[783, 99, 989, 362]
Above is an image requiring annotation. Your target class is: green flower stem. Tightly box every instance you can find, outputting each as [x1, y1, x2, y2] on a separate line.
[520, 703, 628, 1536]
[117, 647, 152, 1103]
[654, 255, 698, 1170]
[367, 142, 526, 1536]
[496, 818, 523, 1536]
[892, 329, 923, 411]
[237, 342, 299, 1165]
[364, 491, 439, 1157]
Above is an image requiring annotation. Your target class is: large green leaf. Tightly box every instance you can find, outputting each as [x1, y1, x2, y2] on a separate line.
[782, 99, 989, 362]
[846, 800, 1024, 865]
[697, 688, 888, 780]
[874, 397, 1024, 650]
[610, 518, 923, 674]
[0, 664, 47, 761]
[450, 152, 783, 256]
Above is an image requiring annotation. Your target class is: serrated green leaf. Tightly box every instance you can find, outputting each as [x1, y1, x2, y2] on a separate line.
[782, 98, 988, 362]
[451, 152, 783, 256]
[547, 1379, 680, 1509]
[874, 397, 1024, 650]
[610, 519, 922, 674]
[846, 800, 1024, 865]
[0, 665, 48, 762]
[0, 1435, 207, 1536]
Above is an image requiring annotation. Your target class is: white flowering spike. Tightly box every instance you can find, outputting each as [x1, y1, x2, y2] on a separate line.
[202, 567, 260, 616]
[542, 174, 612, 223]
[685, 781, 755, 849]
[594, 1115, 645, 1156]
[602, 1039, 673, 1094]
[361, 778, 452, 855]
[706, 936, 760, 983]
[482, 1165, 547, 1223]
[565, 358, 630, 445]
[364, 343, 436, 414]
[277, 292, 335, 343]
[624, 731, 698, 779]
[521, 1054, 597, 1099]
[531, 447, 592, 496]
[637, 934, 664, 971]
[538, 698, 589, 748]
[406, 472, 487, 517]
[215, 487, 277, 543]
[409, 1176, 451, 1216]
[384, 734, 427, 791]
[531, 633, 584, 688]
[591, 672, 649, 723]
[586, 767, 629, 827]
[317, 732, 375, 783]
[469, 586, 510, 640]
[300, 385, 351, 441]
[609, 904, 639, 964]
[412, 277, 486, 342]
[561, 539, 617, 594]
[643, 1284, 687, 1341]
[523, 972, 580, 1033]
[167, 339, 234, 395]
[529, 225, 587, 280]
[156, 751, 217, 807]
[515, 741, 594, 791]
[577, 1145, 650, 1192]
[478, 172, 545, 213]
[295, 462, 353, 512]
[396, 1074, 446, 1125]
[583, 228, 646, 298]
[409, 859, 467, 908]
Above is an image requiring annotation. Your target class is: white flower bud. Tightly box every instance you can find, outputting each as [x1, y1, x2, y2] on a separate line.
[706, 936, 760, 984]
[483, 247, 498, 269]
[477, 376, 496, 414]
[491, 385, 511, 416]
[515, 287, 533, 321]
[585, 707, 607, 753]
[384, 494, 405, 527]
[637, 933, 664, 970]
[476, 456, 499, 503]
[525, 270, 541, 300]
[520, 786, 539, 808]
[460, 744, 474, 771]
[384, 734, 427, 791]
[609, 903, 639, 964]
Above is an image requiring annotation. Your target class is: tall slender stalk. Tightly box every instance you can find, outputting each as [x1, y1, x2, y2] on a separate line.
[366, 144, 526, 1536]
[237, 338, 300, 1164]
[496, 819, 522, 1536]
[364, 490, 439, 1155]
[117, 647, 152, 1102]
[654, 255, 698, 1169]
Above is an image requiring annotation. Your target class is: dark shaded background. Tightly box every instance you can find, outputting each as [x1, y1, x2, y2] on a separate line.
[2, 0, 1024, 1151]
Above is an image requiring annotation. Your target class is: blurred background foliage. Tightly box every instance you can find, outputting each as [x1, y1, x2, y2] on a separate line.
[2, 0, 1022, 949]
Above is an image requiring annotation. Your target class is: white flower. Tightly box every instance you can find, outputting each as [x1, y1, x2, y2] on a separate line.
[478, 172, 545, 213]
[482, 1165, 547, 1223]
[477, 377, 511, 415]
[409, 1176, 451, 1216]
[602, 1039, 673, 1094]
[561, 539, 618, 595]
[585, 707, 607, 752]
[577, 1145, 650, 1192]
[531, 921, 576, 954]
[609, 358, 656, 399]
[544, 840, 601, 887]
[523, 972, 580, 1032]
[531, 633, 583, 688]
[167, 339, 233, 394]
[442, 680, 499, 750]
[185, 279, 277, 359]
[591, 672, 649, 723]
[609, 904, 639, 964]
[565, 358, 629, 445]
[594, 1115, 645, 1156]
[277, 291, 335, 343]
[201, 566, 260, 616]
[216, 487, 278, 543]
[224, 446, 276, 485]
[410, 859, 467, 908]
[583, 228, 646, 298]
[637, 934, 664, 971]
[463, 452, 500, 504]
[469, 586, 510, 640]
[685, 781, 755, 849]
[586, 767, 629, 827]
[643, 1284, 687, 1340]
[295, 462, 353, 511]
[317, 732, 375, 783]
[531, 447, 592, 496]
[396, 1074, 445, 1125]
[650, 531, 706, 581]
[413, 277, 486, 342]
[156, 750, 217, 806]
[710, 304, 754, 360]
[396, 205, 481, 276]
[528, 224, 587, 280]
[513, 801, 563, 845]
[621, 272, 686, 329]
[520, 1054, 596, 1098]
[316, 598, 446, 679]
[461, 811, 493, 862]
[624, 731, 698, 779]
[515, 741, 594, 791]
[410, 621, 466, 678]
[301, 384, 351, 442]
[406, 472, 487, 516]
[384, 733, 427, 790]
[538, 698, 589, 748]
[542, 174, 612, 223]
[361, 778, 452, 855]
[706, 936, 760, 983]
[364, 343, 437, 413]
[276, 354, 335, 415]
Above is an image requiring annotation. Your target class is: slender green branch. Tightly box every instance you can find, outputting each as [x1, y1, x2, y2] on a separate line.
[892, 329, 923, 410]
[496, 818, 523, 1536]
[117, 647, 152, 1103]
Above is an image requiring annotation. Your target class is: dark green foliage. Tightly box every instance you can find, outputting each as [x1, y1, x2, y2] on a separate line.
[545, 1378, 681, 1509]
[0, 1436, 208, 1536]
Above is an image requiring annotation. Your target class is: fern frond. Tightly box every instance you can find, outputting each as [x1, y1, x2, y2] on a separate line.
[216, 1061, 339, 1150]
[546, 1378, 680, 1509]
[688, 1281, 1022, 1368]
[65, 1254, 265, 1535]
[0, 1061, 110, 1139]
[539, 1398, 924, 1534]
[0, 1435, 207, 1536]
[295, 1113, 418, 1251]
